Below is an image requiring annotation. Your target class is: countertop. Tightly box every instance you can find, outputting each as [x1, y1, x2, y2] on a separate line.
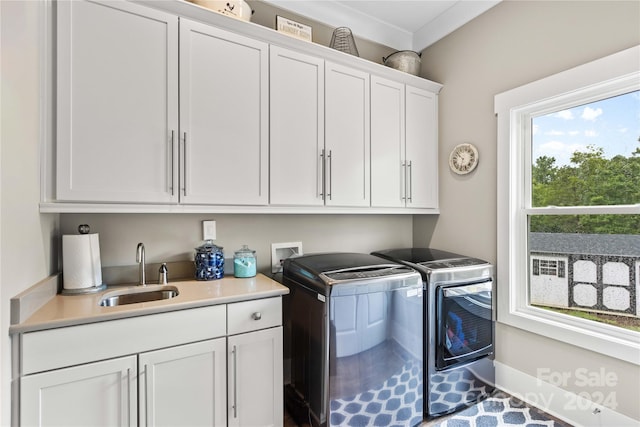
[10, 273, 289, 334]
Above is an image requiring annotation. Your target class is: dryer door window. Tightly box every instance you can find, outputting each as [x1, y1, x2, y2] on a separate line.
[436, 281, 493, 369]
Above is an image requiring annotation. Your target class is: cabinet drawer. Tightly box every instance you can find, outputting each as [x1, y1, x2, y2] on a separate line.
[227, 297, 281, 335]
[21, 305, 226, 375]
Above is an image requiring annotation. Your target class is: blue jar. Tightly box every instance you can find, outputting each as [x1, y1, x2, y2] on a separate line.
[195, 240, 224, 280]
[233, 245, 256, 278]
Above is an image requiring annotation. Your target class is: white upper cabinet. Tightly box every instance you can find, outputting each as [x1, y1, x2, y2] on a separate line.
[56, 0, 179, 203]
[371, 77, 439, 209]
[179, 19, 269, 205]
[371, 76, 406, 208]
[48, 0, 441, 213]
[270, 46, 325, 206]
[406, 86, 438, 208]
[325, 62, 371, 207]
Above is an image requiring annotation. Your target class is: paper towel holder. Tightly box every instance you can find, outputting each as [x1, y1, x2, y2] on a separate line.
[61, 224, 107, 295]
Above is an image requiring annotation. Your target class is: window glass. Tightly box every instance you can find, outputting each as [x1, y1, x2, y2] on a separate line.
[529, 91, 640, 331]
[528, 215, 640, 332]
[531, 90, 640, 208]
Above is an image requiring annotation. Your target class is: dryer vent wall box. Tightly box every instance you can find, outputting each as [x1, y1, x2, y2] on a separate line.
[271, 242, 303, 273]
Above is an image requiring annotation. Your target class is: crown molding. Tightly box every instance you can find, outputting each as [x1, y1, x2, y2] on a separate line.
[264, 0, 501, 52]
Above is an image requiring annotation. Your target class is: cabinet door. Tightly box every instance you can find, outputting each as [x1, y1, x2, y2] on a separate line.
[180, 19, 268, 205]
[228, 327, 284, 427]
[325, 62, 370, 207]
[370, 76, 406, 208]
[56, 0, 179, 203]
[20, 355, 137, 426]
[270, 46, 325, 206]
[139, 338, 227, 427]
[406, 86, 438, 208]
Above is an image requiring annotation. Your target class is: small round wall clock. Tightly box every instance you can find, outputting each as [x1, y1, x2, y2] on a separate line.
[449, 143, 479, 175]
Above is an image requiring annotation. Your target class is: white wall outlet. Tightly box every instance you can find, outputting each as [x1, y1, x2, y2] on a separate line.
[202, 220, 216, 240]
[271, 242, 303, 273]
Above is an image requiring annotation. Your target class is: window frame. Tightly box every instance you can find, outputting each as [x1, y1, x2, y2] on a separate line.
[495, 45, 640, 365]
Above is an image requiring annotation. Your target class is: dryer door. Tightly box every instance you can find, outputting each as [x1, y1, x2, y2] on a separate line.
[436, 280, 493, 369]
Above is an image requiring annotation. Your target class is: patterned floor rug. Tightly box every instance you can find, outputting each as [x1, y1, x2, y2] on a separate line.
[426, 390, 572, 427]
[329, 358, 424, 427]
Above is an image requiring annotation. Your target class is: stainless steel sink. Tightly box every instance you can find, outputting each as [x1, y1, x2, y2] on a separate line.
[99, 285, 179, 307]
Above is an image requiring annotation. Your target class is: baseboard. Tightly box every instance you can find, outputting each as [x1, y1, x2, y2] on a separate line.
[495, 361, 638, 426]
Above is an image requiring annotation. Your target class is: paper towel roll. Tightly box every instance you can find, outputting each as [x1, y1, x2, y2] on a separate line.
[63, 234, 103, 290]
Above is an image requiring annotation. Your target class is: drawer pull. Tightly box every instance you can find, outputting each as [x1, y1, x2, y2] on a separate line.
[252, 312, 262, 321]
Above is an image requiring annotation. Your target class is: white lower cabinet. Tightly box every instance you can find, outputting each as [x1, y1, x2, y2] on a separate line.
[139, 338, 227, 427]
[16, 299, 284, 427]
[228, 327, 284, 427]
[227, 297, 284, 427]
[20, 355, 138, 427]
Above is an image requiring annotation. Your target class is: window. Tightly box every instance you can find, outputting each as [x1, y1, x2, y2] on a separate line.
[495, 46, 640, 364]
[532, 259, 564, 277]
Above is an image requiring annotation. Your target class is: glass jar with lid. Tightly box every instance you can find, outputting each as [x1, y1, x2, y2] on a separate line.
[233, 245, 256, 278]
[195, 240, 224, 280]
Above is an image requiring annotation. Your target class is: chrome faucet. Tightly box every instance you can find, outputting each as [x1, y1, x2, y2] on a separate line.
[136, 243, 146, 286]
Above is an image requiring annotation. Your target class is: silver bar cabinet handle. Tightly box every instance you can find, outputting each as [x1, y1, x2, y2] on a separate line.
[401, 161, 407, 202]
[124, 368, 132, 426]
[232, 345, 238, 418]
[407, 160, 413, 203]
[142, 364, 152, 426]
[327, 150, 333, 200]
[182, 132, 187, 197]
[319, 149, 325, 199]
[169, 130, 175, 196]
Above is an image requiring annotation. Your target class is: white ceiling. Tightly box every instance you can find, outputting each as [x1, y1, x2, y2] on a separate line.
[263, 0, 501, 52]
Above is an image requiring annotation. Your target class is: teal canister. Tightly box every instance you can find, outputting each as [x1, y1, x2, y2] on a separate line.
[233, 245, 256, 278]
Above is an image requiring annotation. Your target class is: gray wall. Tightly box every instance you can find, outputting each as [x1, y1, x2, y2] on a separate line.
[60, 214, 413, 275]
[0, 2, 60, 424]
[417, 0, 640, 420]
